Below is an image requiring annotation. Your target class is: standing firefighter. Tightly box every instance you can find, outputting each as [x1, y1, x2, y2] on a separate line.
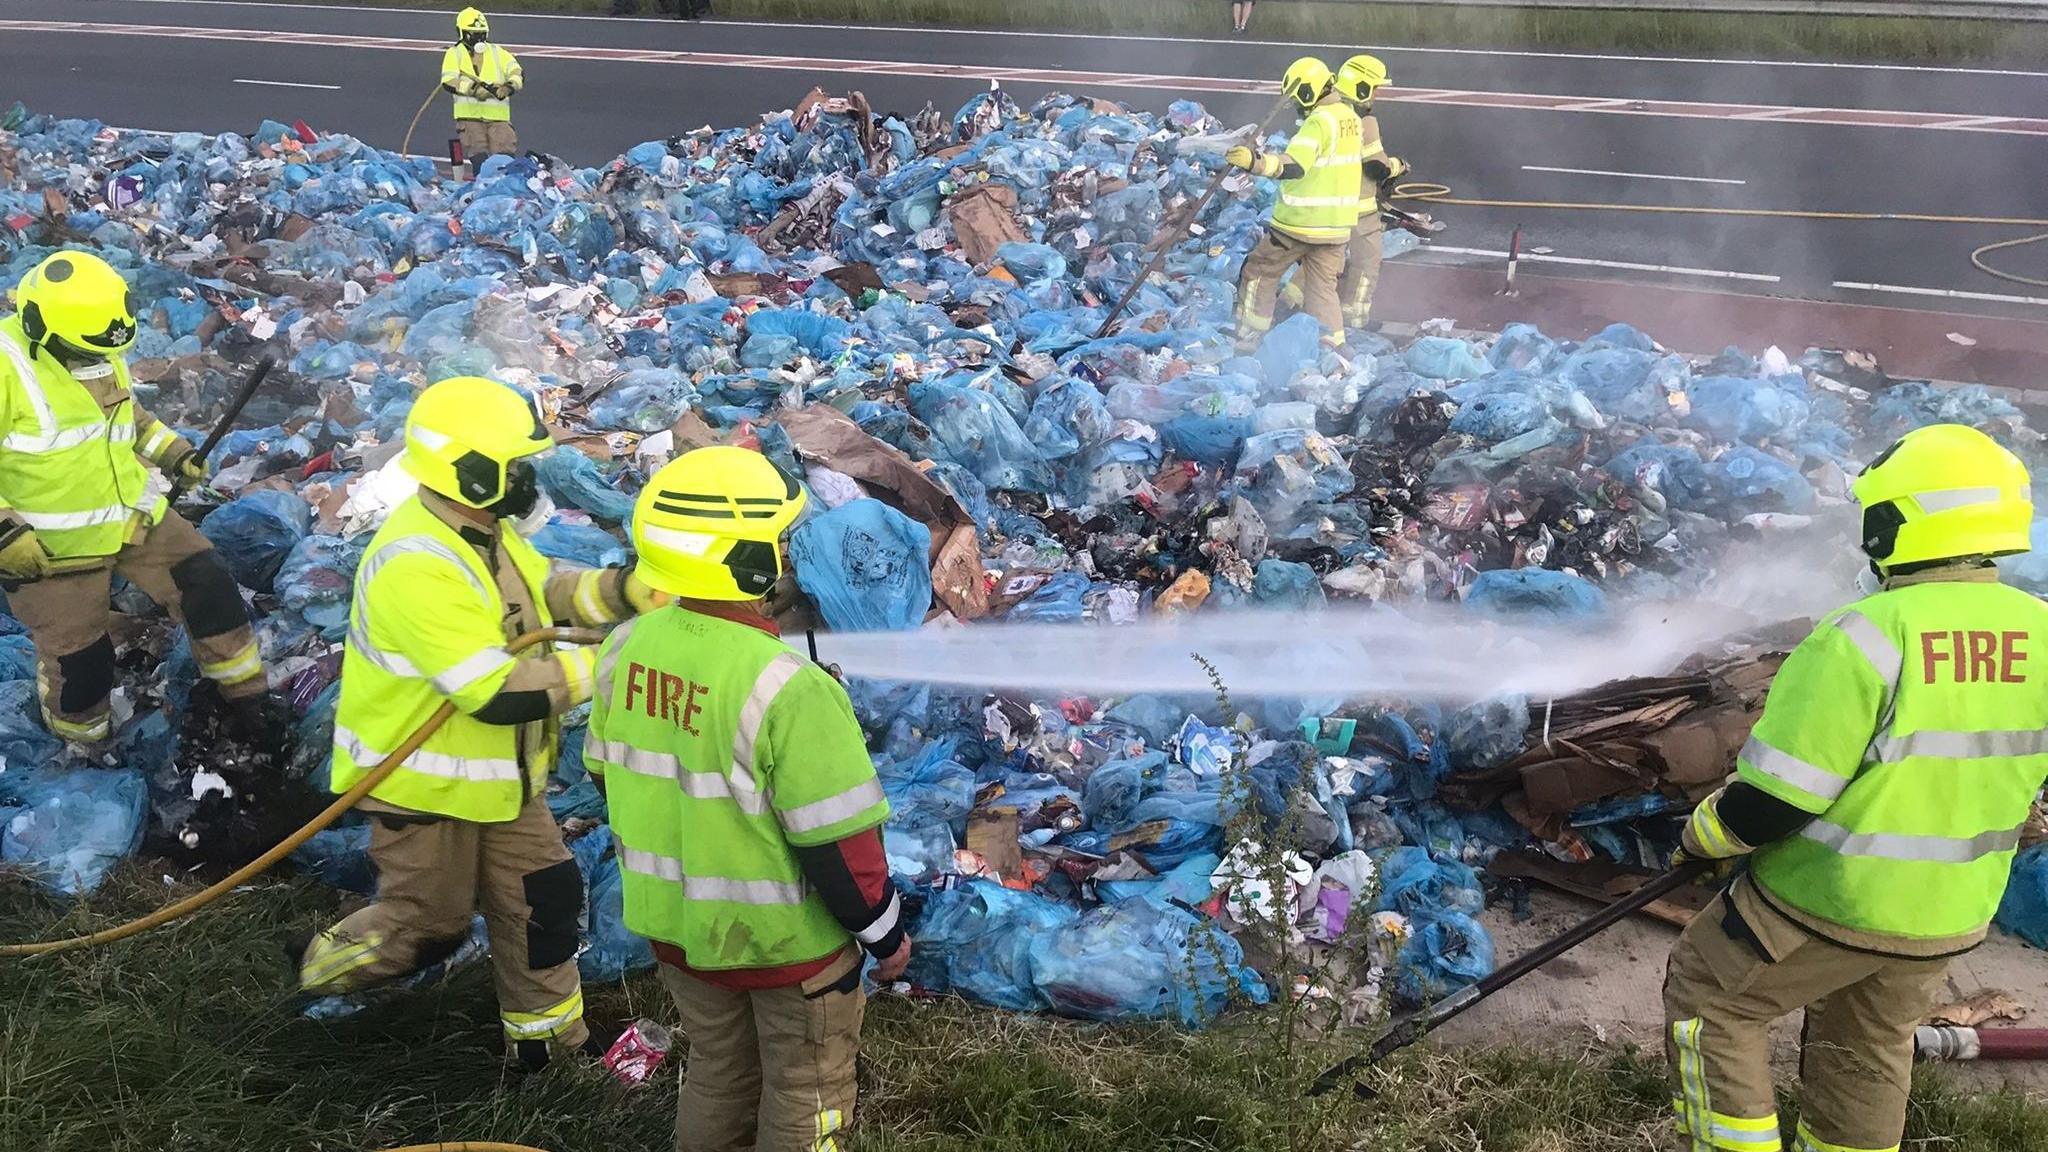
[1228, 57, 1362, 356]
[297, 376, 656, 1071]
[1334, 54, 1406, 331]
[443, 8, 523, 169]
[0, 250, 266, 746]
[1664, 422, 2048, 1152]
[587, 446, 909, 1152]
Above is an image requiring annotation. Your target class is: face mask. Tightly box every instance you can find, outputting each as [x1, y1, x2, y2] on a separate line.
[485, 459, 541, 523]
[510, 491, 554, 539]
[1856, 564, 1883, 598]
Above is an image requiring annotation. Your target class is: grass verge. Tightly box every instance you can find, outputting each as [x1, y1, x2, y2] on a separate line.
[6, 863, 2048, 1151]
[269, 0, 2048, 64]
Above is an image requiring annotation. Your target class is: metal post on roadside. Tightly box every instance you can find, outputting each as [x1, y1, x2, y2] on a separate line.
[1499, 225, 1522, 297]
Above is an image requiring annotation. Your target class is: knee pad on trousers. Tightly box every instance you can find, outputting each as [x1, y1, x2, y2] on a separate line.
[56, 635, 115, 714]
[169, 551, 251, 640]
[523, 859, 584, 969]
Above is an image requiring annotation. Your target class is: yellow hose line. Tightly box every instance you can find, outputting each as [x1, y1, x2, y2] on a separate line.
[1970, 232, 2048, 289]
[378, 1144, 553, 1152]
[0, 627, 606, 959]
[1388, 182, 2048, 229]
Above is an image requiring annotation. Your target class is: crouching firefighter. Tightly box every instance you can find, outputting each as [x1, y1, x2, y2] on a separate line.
[297, 375, 660, 1071]
[0, 250, 267, 747]
[586, 446, 911, 1152]
[1228, 57, 1362, 357]
[1664, 422, 2048, 1152]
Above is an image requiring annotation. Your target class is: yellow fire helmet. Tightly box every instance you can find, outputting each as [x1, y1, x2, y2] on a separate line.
[1854, 422, 2032, 570]
[632, 446, 808, 602]
[456, 7, 490, 35]
[402, 376, 552, 509]
[1336, 55, 1390, 105]
[1281, 57, 1334, 110]
[15, 250, 139, 357]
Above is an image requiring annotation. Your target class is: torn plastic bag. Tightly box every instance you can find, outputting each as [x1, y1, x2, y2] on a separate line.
[1444, 695, 1529, 773]
[1709, 446, 1817, 515]
[1252, 558, 1325, 610]
[1405, 337, 1492, 382]
[589, 368, 697, 433]
[908, 880, 1080, 1012]
[1253, 313, 1323, 389]
[909, 376, 1054, 493]
[535, 446, 636, 523]
[200, 489, 312, 592]
[275, 534, 366, 637]
[1029, 896, 1267, 1025]
[1376, 846, 1485, 918]
[879, 739, 977, 831]
[789, 498, 933, 631]
[1685, 376, 1812, 444]
[0, 766, 148, 896]
[1082, 750, 1168, 833]
[1488, 323, 1562, 373]
[1023, 377, 1115, 460]
[531, 520, 630, 569]
[1394, 910, 1495, 1006]
[572, 826, 657, 983]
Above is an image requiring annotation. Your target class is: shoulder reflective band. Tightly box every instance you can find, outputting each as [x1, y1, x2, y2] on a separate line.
[1800, 819, 2022, 864]
[1741, 736, 1849, 801]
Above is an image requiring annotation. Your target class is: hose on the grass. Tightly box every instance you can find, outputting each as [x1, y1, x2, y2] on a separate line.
[0, 626, 606, 959]
[1388, 181, 2048, 291]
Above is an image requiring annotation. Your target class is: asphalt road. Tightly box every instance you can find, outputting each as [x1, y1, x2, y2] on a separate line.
[4, 0, 2046, 320]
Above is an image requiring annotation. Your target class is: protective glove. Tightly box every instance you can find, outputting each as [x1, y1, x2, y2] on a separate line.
[0, 521, 49, 582]
[173, 452, 210, 490]
[493, 83, 514, 100]
[1669, 845, 1738, 884]
[872, 932, 912, 982]
[623, 572, 669, 615]
[1224, 145, 1256, 171]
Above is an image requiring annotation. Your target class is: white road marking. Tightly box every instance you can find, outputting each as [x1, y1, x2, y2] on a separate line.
[93, 0, 2048, 80]
[231, 78, 340, 90]
[1427, 244, 1782, 283]
[1834, 281, 2048, 307]
[1521, 164, 1747, 186]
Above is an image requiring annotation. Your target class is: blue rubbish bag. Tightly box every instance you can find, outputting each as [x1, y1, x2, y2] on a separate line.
[1464, 568, 1607, 620]
[1444, 695, 1529, 772]
[908, 880, 1081, 1012]
[1252, 559, 1325, 610]
[290, 823, 376, 895]
[1405, 337, 1492, 382]
[588, 367, 696, 433]
[530, 520, 630, 569]
[1394, 911, 1496, 1006]
[910, 377, 1055, 493]
[788, 499, 933, 631]
[535, 446, 636, 523]
[572, 826, 657, 983]
[0, 766, 148, 896]
[1253, 313, 1323, 388]
[1028, 896, 1267, 1025]
[199, 489, 311, 591]
[1376, 846, 1485, 918]
[1996, 845, 2048, 949]
[275, 534, 365, 636]
[0, 633, 38, 682]
[1709, 447, 1817, 515]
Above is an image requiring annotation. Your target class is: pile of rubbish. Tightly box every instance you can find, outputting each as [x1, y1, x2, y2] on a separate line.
[1, 89, 2046, 1024]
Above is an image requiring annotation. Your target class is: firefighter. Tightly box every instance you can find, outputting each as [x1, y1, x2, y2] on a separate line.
[1226, 57, 1362, 356]
[297, 375, 658, 1071]
[586, 446, 909, 1152]
[1664, 422, 2048, 1152]
[1334, 54, 1406, 332]
[443, 8, 524, 170]
[0, 250, 267, 747]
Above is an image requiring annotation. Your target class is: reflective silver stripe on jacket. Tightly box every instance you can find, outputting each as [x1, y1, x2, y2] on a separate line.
[854, 890, 902, 945]
[617, 846, 805, 905]
[730, 651, 805, 794]
[333, 724, 522, 782]
[584, 737, 771, 815]
[1867, 728, 2048, 764]
[1800, 819, 2023, 864]
[348, 534, 495, 683]
[1740, 736, 1849, 802]
[779, 778, 886, 836]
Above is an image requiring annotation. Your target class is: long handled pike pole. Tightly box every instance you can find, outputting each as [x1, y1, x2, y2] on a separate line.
[1093, 94, 1295, 339]
[167, 354, 275, 506]
[1310, 861, 1710, 1096]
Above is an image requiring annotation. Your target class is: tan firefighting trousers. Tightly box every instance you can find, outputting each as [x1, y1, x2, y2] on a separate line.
[6, 512, 262, 745]
[657, 946, 865, 1152]
[1235, 228, 1346, 348]
[1663, 890, 1952, 1152]
[1338, 218, 1384, 330]
[457, 120, 519, 159]
[299, 791, 589, 1050]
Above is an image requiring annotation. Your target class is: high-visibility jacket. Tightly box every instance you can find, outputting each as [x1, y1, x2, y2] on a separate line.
[1355, 113, 1406, 224]
[1270, 98, 1363, 245]
[1742, 573, 2048, 944]
[332, 495, 572, 822]
[0, 317, 188, 558]
[586, 606, 890, 972]
[441, 42, 522, 123]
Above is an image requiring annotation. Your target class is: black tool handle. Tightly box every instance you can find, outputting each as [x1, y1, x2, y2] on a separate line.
[168, 354, 275, 505]
[1093, 96, 1295, 340]
[1310, 862, 1709, 1095]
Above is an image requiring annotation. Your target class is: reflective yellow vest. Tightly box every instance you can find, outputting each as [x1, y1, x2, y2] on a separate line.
[1743, 575, 2048, 941]
[586, 607, 889, 971]
[441, 43, 521, 123]
[330, 495, 560, 822]
[0, 317, 167, 558]
[1270, 100, 1363, 244]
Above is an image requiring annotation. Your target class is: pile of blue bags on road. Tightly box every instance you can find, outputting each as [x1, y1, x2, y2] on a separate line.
[2, 88, 2045, 1020]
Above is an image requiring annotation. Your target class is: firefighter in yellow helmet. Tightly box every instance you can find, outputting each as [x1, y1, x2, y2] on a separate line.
[587, 446, 907, 1152]
[1226, 57, 1362, 357]
[1334, 55, 1406, 331]
[297, 375, 660, 1072]
[443, 8, 524, 173]
[0, 250, 268, 747]
[1664, 423, 2048, 1152]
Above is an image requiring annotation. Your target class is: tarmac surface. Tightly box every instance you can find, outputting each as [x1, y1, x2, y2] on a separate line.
[3, 1, 2044, 353]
